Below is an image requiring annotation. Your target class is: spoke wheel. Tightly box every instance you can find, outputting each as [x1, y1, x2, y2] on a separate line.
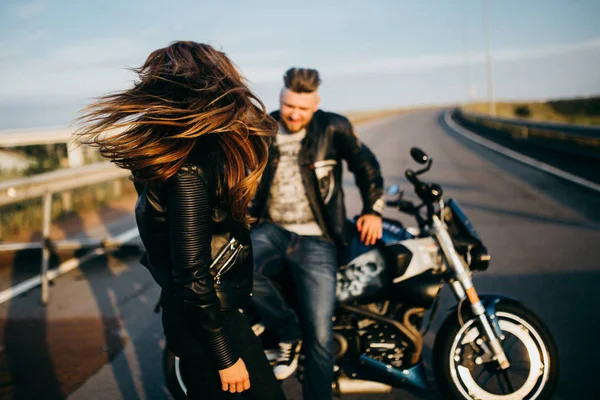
[433, 301, 558, 400]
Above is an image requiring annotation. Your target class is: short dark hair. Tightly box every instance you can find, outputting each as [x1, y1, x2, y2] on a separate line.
[283, 68, 321, 93]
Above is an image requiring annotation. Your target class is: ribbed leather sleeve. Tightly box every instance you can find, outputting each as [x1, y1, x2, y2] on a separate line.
[334, 116, 384, 216]
[167, 168, 238, 369]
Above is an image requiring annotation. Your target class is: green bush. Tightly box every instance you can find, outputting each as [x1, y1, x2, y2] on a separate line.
[514, 105, 531, 118]
[548, 97, 600, 116]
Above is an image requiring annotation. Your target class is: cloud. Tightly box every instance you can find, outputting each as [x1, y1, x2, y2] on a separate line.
[12, 0, 47, 19]
[240, 38, 600, 84]
[0, 34, 289, 99]
[0, 36, 146, 99]
[2, 33, 599, 103]
[492, 38, 600, 62]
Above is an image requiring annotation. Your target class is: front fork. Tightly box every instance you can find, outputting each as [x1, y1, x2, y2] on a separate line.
[432, 215, 510, 370]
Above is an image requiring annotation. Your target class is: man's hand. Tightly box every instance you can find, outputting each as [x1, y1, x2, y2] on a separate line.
[356, 214, 383, 246]
[219, 358, 250, 393]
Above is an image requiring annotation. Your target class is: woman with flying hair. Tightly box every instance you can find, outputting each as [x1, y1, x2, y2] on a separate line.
[75, 41, 286, 399]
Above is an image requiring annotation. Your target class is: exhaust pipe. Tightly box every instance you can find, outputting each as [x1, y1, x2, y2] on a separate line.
[335, 356, 429, 393]
[336, 377, 393, 394]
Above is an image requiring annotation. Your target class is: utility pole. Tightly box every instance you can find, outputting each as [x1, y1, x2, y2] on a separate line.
[461, 0, 474, 104]
[483, 0, 496, 116]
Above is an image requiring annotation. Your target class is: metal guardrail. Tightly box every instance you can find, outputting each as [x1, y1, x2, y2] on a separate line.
[0, 127, 73, 147]
[444, 109, 600, 194]
[0, 162, 130, 206]
[0, 162, 135, 304]
[456, 109, 600, 143]
[0, 227, 139, 306]
[0, 127, 87, 167]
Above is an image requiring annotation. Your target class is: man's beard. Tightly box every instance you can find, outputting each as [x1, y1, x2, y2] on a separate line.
[282, 119, 307, 134]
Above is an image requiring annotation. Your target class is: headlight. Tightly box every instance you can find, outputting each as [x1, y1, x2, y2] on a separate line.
[469, 245, 491, 271]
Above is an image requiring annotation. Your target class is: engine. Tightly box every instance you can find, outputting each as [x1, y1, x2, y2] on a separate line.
[332, 304, 419, 371]
[357, 319, 407, 369]
[329, 312, 420, 395]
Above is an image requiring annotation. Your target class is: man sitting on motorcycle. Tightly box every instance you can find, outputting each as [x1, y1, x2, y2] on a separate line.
[249, 67, 385, 400]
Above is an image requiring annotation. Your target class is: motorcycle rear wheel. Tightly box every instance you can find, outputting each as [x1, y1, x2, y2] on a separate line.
[163, 334, 279, 399]
[433, 301, 558, 400]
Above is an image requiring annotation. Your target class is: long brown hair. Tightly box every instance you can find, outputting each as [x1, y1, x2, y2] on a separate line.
[74, 41, 277, 226]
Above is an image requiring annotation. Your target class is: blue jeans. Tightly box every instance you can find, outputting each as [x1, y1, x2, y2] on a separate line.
[251, 222, 337, 400]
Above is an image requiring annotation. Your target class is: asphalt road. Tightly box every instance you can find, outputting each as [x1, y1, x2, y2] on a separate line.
[1, 109, 599, 400]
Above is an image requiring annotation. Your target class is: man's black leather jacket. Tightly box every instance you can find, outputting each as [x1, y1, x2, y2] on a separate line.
[135, 138, 251, 369]
[252, 110, 385, 246]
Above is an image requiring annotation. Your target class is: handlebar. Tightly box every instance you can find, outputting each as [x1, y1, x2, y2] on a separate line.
[386, 199, 418, 214]
[384, 150, 439, 230]
[387, 162, 438, 223]
[405, 169, 420, 186]
[385, 168, 425, 215]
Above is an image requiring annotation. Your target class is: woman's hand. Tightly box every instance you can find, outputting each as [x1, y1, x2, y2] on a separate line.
[219, 358, 250, 393]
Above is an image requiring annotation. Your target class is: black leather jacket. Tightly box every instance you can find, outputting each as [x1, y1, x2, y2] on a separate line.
[252, 110, 385, 246]
[135, 138, 251, 369]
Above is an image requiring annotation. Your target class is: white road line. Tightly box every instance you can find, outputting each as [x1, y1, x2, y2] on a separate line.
[0, 227, 140, 305]
[443, 110, 600, 194]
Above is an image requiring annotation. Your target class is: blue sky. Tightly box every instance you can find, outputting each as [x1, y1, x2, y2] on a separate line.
[1, 0, 599, 130]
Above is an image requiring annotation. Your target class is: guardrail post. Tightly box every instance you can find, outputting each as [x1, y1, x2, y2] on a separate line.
[61, 191, 72, 213]
[41, 190, 53, 305]
[514, 126, 529, 140]
[113, 179, 122, 198]
[67, 142, 84, 168]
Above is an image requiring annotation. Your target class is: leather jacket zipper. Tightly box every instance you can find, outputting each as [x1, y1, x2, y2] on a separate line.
[210, 237, 245, 285]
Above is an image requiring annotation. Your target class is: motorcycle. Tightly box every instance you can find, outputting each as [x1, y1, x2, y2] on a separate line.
[163, 147, 558, 399]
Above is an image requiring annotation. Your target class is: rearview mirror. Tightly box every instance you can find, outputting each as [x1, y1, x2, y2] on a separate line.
[386, 184, 400, 196]
[410, 147, 429, 165]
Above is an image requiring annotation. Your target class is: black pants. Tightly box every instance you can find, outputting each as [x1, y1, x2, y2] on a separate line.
[162, 301, 286, 400]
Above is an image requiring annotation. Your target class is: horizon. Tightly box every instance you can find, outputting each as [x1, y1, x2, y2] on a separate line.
[1, 93, 599, 134]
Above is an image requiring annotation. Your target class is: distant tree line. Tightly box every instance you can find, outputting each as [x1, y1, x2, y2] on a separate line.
[3, 143, 103, 177]
[547, 96, 600, 116]
[14, 143, 68, 175]
[511, 96, 600, 123]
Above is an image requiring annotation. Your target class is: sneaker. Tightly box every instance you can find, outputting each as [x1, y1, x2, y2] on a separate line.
[273, 340, 302, 380]
[251, 322, 265, 337]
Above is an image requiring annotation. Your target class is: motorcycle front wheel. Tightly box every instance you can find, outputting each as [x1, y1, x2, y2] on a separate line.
[162, 347, 187, 400]
[433, 301, 558, 400]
